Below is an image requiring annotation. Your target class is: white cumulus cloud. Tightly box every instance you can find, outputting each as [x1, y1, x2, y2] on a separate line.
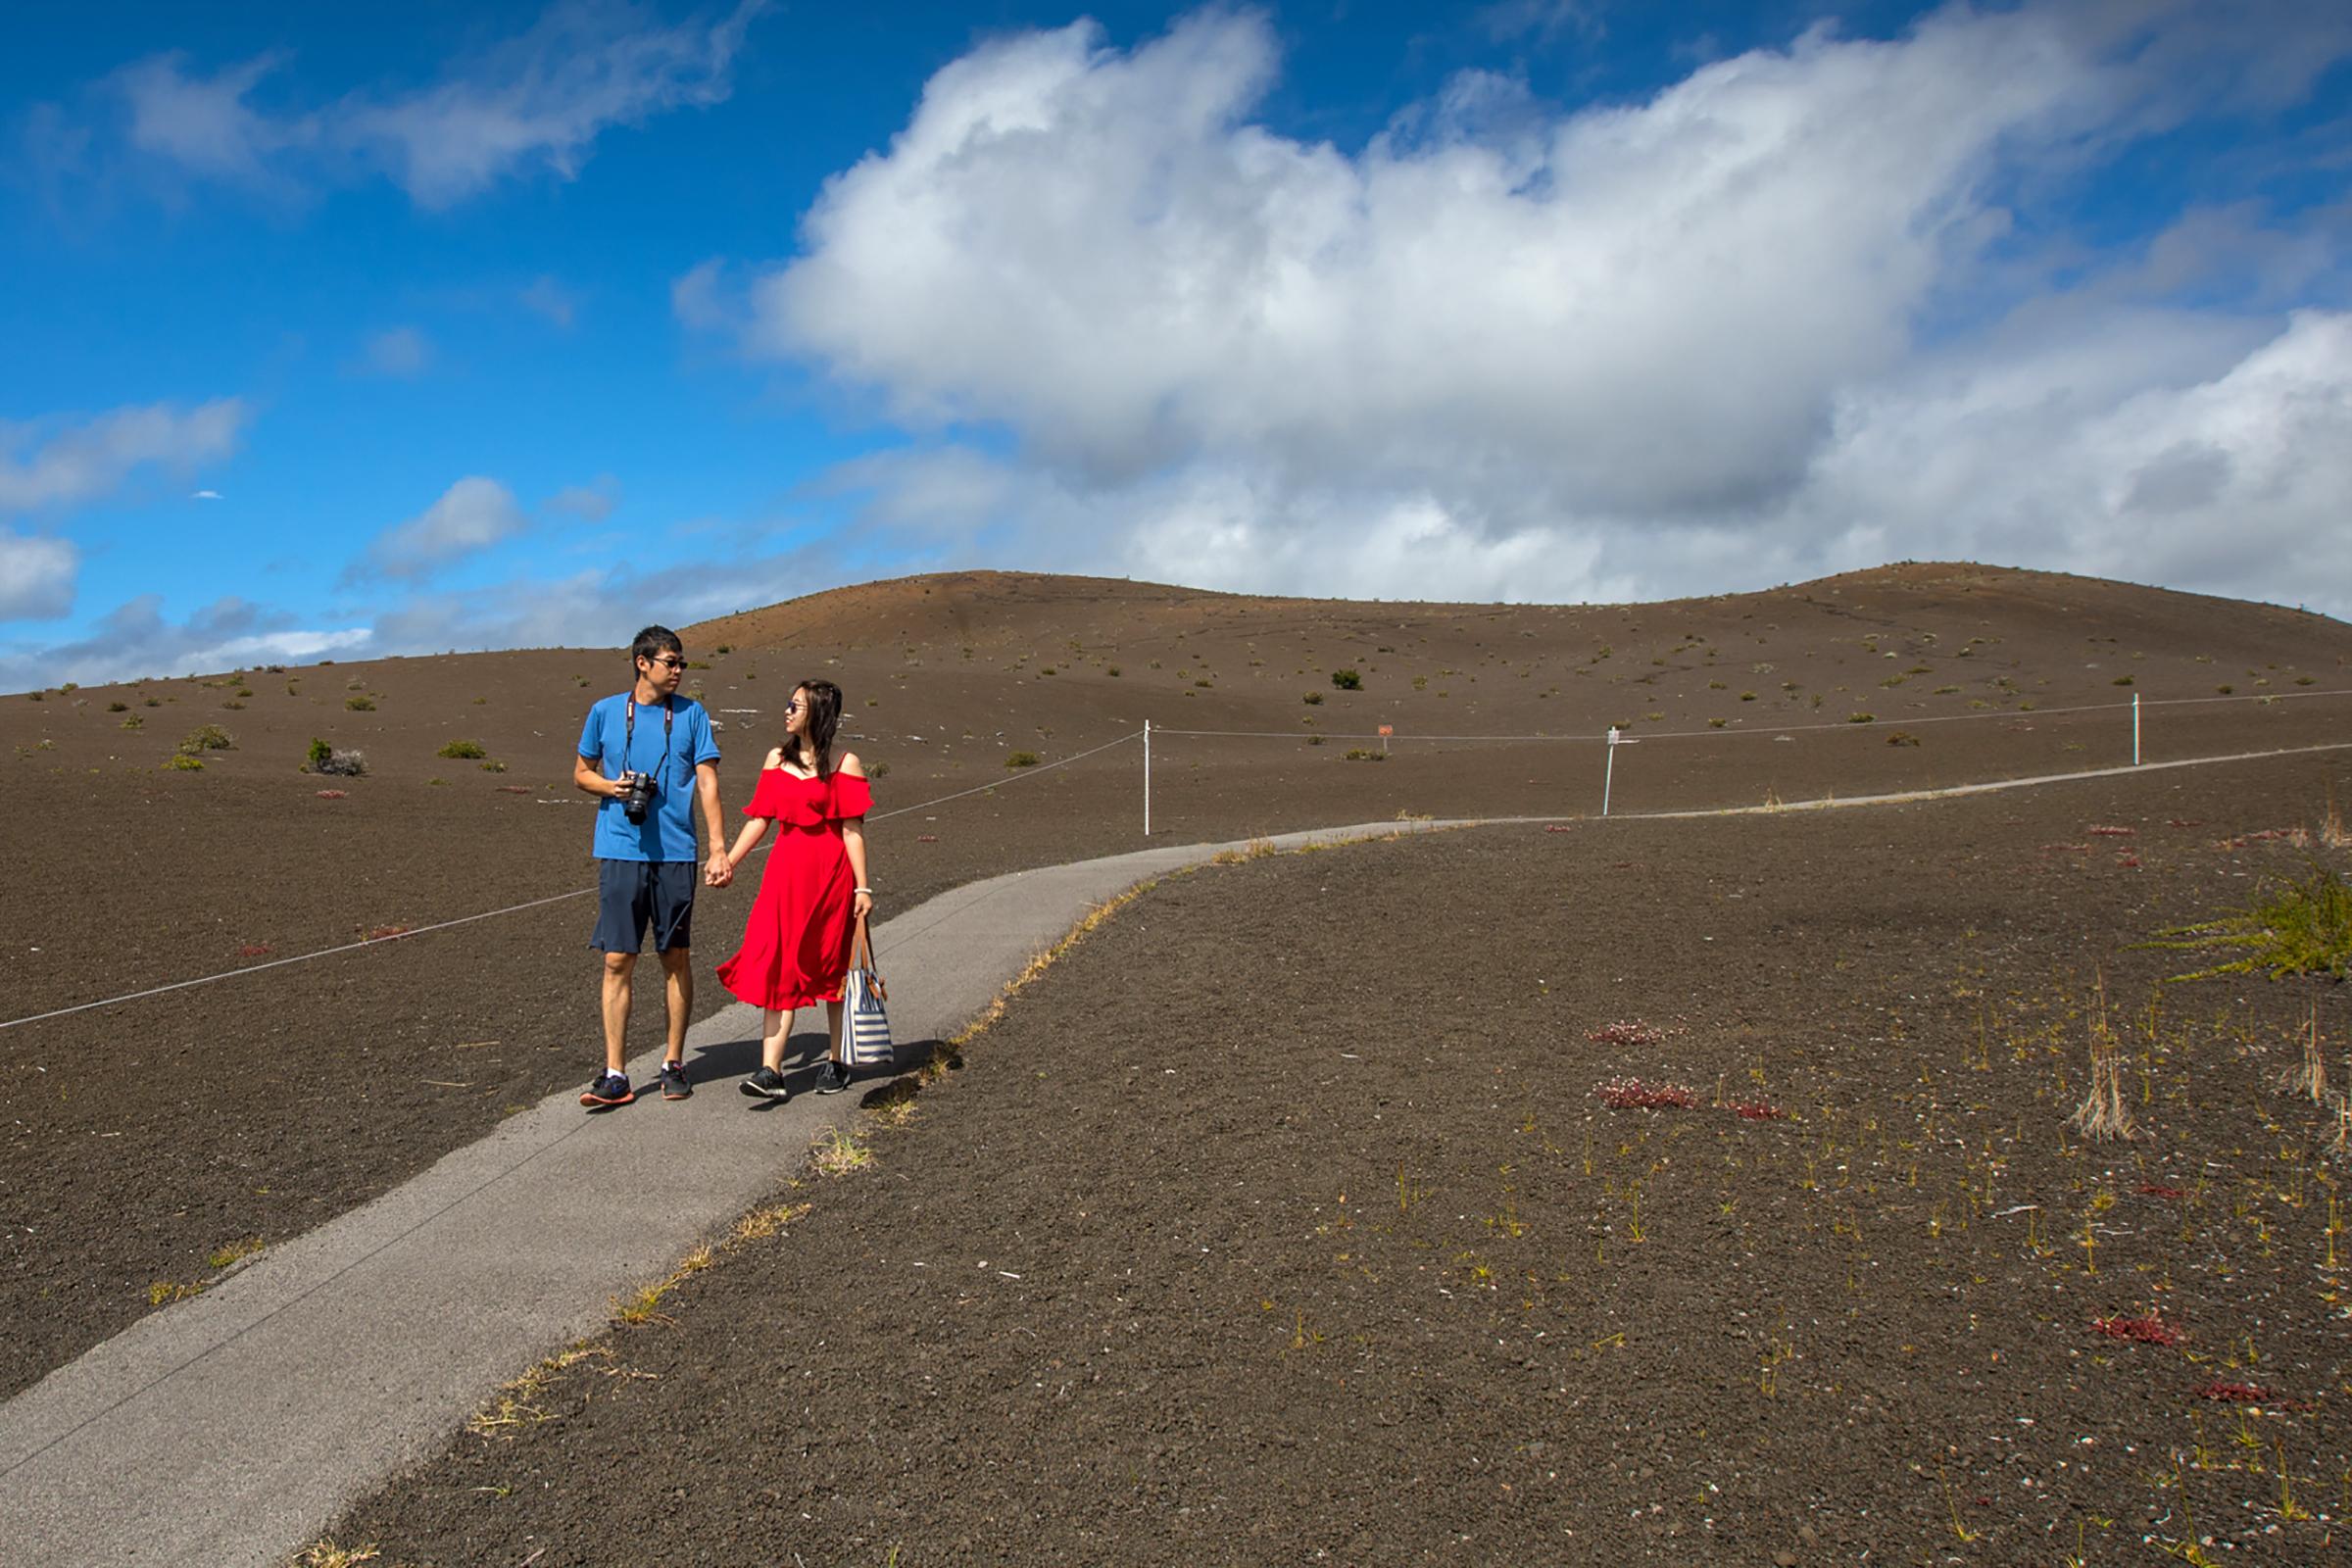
[0, 399, 249, 513]
[364, 476, 530, 579]
[0, 530, 79, 621]
[701, 4, 2352, 615]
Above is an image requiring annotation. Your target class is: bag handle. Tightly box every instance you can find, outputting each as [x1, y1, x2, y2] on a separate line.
[849, 913, 884, 999]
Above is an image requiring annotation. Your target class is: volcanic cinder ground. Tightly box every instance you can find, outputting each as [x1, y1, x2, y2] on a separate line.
[5, 562, 2351, 1563]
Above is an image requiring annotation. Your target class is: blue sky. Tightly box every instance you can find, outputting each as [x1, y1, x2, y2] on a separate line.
[3, 0, 2348, 689]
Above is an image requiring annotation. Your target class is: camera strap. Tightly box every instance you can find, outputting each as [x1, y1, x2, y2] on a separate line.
[622, 693, 674, 779]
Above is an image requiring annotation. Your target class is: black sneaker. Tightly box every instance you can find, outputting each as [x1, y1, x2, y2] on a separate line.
[658, 1060, 692, 1101]
[739, 1065, 789, 1102]
[814, 1059, 853, 1095]
[580, 1071, 634, 1107]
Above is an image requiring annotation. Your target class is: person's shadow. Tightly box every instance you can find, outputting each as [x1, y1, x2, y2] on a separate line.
[689, 1031, 952, 1106]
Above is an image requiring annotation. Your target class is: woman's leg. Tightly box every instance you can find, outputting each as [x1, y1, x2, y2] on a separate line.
[760, 1006, 796, 1072]
[825, 999, 846, 1063]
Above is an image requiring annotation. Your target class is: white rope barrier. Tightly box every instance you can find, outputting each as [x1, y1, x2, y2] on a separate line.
[0, 727, 1148, 1035]
[7, 684, 2344, 1033]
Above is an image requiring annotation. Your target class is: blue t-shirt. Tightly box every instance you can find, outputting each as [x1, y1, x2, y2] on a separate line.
[577, 693, 722, 862]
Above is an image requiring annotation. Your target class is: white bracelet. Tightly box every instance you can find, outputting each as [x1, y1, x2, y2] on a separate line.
[855, 886, 874, 895]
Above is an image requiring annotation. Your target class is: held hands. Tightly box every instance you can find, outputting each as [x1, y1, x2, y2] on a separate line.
[852, 889, 874, 921]
[704, 850, 734, 888]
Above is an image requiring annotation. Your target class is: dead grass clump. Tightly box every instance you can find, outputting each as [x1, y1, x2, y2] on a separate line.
[295, 1543, 381, 1567]
[863, 1077, 921, 1128]
[729, 1200, 813, 1247]
[2066, 979, 2135, 1142]
[2323, 788, 2350, 851]
[810, 1125, 874, 1178]
[2273, 1003, 2329, 1103]
[467, 1345, 608, 1437]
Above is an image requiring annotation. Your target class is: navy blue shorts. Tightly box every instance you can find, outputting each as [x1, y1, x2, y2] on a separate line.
[592, 859, 698, 954]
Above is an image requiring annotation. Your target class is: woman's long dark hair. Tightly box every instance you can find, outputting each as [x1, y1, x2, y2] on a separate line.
[784, 679, 843, 778]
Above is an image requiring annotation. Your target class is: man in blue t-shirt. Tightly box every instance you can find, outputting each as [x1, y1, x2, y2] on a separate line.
[572, 625, 730, 1108]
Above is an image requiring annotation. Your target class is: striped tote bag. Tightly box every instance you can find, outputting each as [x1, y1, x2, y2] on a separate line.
[842, 917, 894, 1069]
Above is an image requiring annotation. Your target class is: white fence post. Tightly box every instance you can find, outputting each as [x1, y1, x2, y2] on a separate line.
[1602, 726, 1618, 816]
[1143, 720, 1152, 837]
[2132, 693, 2140, 766]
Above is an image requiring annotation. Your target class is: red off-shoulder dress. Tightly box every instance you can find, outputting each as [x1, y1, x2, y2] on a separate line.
[715, 766, 873, 1010]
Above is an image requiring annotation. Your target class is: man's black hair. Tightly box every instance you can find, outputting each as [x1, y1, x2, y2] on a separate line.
[630, 625, 683, 670]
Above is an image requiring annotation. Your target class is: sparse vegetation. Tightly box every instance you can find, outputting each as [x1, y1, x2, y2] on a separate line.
[1331, 668, 1361, 690]
[164, 754, 205, 771]
[2142, 867, 2352, 980]
[1004, 751, 1041, 768]
[345, 696, 375, 711]
[437, 740, 487, 760]
[1341, 748, 1387, 761]
[307, 739, 368, 777]
[177, 724, 234, 755]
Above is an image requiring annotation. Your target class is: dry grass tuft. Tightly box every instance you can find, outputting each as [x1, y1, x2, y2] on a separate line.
[864, 1077, 922, 1128]
[729, 1200, 813, 1247]
[466, 1345, 607, 1437]
[207, 1236, 265, 1271]
[2273, 1002, 2329, 1103]
[2067, 975, 2135, 1142]
[294, 1542, 381, 1567]
[810, 1124, 874, 1178]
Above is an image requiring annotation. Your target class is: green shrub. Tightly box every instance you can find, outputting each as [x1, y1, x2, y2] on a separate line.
[1330, 669, 1362, 690]
[866, 760, 890, 778]
[1847, 711, 1875, 723]
[121, 715, 144, 730]
[1886, 731, 1921, 747]
[2141, 868, 2352, 981]
[108, 701, 128, 712]
[438, 739, 488, 760]
[1106, 665, 1121, 677]
[308, 737, 333, 769]
[1004, 751, 1041, 768]
[345, 696, 375, 711]
[1302, 691, 1324, 706]
[715, 644, 732, 655]
[480, 760, 507, 773]
[177, 724, 234, 755]
[165, 754, 204, 771]
[1341, 748, 1386, 761]
[307, 738, 367, 777]
[2112, 674, 2134, 686]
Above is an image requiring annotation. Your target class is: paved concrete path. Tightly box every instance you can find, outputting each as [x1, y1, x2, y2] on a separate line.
[0, 820, 1444, 1568]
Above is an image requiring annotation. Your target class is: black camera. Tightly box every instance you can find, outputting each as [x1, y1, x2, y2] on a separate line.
[616, 769, 658, 824]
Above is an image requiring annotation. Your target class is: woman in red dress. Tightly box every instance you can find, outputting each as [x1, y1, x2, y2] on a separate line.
[716, 679, 875, 1101]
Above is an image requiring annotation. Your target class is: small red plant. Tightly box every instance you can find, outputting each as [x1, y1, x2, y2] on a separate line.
[2088, 1314, 2180, 1347]
[364, 924, 412, 942]
[1588, 1019, 1676, 1047]
[1543, 824, 1572, 834]
[497, 784, 531, 795]
[236, 944, 272, 958]
[1729, 1100, 1787, 1121]
[2116, 854, 2140, 869]
[916, 834, 939, 843]
[2134, 1182, 2187, 1200]
[2192, 1380, 2269, 1403]
[315, 789, 348, 800]
[2086, 825, 2136, 837]
[1595, 1077, 1696, 1109]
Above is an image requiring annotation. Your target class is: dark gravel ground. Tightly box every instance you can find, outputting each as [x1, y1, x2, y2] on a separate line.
[325, 749, 2351, 1566]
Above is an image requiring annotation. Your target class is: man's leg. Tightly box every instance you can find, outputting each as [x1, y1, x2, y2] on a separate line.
[659, 947, 693, 1063]
[601, 952, 637, 1074]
